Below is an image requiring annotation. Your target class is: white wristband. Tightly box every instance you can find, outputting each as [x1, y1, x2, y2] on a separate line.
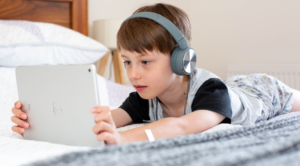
[145, 129, 155, 142]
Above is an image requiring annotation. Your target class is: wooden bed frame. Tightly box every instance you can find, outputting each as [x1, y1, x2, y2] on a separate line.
[0, 0, 88, 35]
[0, 0, 125, 85]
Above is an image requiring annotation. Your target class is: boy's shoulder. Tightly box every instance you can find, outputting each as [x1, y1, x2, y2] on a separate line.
[189, 68, 227, 96]
[192, 68, 221, 82]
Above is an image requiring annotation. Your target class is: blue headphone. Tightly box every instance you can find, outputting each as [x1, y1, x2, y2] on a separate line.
[122, 12, 197, 76]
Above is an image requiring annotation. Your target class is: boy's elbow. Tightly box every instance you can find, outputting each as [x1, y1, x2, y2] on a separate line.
[174, 110, 227, 135]
[164, 117, 189, 136]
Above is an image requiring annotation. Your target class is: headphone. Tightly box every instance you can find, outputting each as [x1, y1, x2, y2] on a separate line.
[122, 12, 197, 76]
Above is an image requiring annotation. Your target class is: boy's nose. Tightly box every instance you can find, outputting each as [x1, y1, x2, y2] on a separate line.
[129, 66, 141, 80]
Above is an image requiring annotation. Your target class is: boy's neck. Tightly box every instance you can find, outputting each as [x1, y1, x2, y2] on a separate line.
[157, 75, 190, 116]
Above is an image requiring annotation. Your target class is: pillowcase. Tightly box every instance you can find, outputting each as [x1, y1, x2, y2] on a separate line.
[0, 20, 109, 67]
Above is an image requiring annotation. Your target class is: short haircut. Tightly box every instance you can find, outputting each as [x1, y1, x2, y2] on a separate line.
[117, 3, 191, 55]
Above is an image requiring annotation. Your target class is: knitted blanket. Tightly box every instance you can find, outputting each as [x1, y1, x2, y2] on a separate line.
[27, 115, 300, 166]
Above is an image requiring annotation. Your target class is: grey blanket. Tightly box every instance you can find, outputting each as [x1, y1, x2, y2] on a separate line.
[27, 115, 300, 166]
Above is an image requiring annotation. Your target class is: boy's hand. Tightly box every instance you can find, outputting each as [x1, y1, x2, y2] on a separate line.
[11, 101, 29, 137]
[91, 106, 124, 145]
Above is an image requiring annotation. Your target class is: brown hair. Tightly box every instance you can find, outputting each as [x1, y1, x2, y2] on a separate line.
[117, 3, 191, 55]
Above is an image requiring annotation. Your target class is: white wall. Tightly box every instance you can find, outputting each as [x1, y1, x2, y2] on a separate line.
[89, 0, 300, 84]
[89, 0, 191, 37]
[190, 0, 300, 80]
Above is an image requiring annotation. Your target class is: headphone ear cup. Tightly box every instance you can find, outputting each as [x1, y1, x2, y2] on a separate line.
[171, 47, 197, 75]
[171, 47, 181, 75]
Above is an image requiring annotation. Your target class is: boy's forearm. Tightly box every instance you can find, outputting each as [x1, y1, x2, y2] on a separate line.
[118, 110, 226, 144]
[119, 117, 187, 144]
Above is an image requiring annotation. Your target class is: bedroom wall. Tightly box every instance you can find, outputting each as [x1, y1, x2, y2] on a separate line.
[89, 0, 300, 85]
[189, 0, 300, 80]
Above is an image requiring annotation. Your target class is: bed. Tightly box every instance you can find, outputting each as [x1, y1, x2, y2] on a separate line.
[1, 1, 300, 166]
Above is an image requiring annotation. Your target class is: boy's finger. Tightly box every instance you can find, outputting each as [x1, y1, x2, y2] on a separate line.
[92, 121, 114, 135]
[11, 107, 27, 120]
[12, 125, 25, 134]
[14, 101, 22, 109]
[90, 106, 110, 114]
[96, 131, 116, 144]
[11, 116, 29, 128]
[94, 110, 114, 125]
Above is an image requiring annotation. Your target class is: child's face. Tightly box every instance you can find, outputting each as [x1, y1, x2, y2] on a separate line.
[121, 48, 177, 99]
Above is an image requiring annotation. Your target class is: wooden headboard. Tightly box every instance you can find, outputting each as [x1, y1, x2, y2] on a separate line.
[0, 0, 88, 36]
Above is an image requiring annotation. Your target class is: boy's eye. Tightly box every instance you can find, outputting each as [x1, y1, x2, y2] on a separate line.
[142, 61, 150, 65]
[123, 61, 131, 66]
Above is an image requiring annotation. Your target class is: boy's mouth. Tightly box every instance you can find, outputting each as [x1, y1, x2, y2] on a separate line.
[134, 85, 147, 92]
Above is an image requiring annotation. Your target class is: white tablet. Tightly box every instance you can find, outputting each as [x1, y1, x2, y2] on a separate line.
[16, 64, 105, 147]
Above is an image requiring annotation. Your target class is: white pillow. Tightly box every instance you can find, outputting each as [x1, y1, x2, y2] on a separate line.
[0, 20, 109, 67]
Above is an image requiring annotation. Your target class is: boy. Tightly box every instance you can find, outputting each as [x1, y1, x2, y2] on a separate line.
[11, 3, 300, 145]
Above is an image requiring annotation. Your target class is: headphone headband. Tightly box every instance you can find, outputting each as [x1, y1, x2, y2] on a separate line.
[122, 12, 188, 49]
